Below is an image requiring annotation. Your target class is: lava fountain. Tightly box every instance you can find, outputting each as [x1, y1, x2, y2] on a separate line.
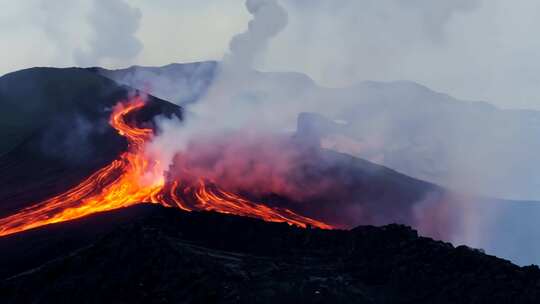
[0, 97, 332, 236]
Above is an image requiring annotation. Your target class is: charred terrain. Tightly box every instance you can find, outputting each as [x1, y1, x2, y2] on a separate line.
[2, 205, 540, 303]
[1, 66, 540, 303]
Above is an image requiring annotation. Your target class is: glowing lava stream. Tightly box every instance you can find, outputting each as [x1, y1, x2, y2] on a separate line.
[0, 97, 332, 236]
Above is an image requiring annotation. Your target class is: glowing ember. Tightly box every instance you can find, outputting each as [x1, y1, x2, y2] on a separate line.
[0, 97, 332, 236]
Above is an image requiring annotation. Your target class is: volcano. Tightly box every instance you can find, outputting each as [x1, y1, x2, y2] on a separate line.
[1, 66, 540, 302]
[0, 67, 454, 237]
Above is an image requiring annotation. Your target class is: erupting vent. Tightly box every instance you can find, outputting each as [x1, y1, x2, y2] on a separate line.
[0, 97, 332, 236]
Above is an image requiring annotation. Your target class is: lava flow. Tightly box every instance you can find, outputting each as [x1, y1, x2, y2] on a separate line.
[0, 97, 332, 236]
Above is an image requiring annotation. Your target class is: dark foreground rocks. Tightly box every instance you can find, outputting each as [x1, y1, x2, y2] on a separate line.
[0, 204, 539, 303]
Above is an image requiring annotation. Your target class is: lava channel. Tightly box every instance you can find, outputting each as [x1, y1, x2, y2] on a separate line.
[0, 97, 332, 236]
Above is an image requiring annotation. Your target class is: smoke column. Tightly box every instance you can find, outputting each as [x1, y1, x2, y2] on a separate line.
[145, 0, 450, 234]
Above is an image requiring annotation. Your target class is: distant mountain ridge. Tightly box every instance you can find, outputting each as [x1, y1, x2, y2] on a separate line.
[90, 61, 218, 105]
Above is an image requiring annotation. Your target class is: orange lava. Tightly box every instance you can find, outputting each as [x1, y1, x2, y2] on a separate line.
[0, 97, 332, 236]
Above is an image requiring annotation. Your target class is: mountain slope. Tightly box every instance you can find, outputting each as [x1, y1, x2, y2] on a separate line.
[0, 67, 181, 217]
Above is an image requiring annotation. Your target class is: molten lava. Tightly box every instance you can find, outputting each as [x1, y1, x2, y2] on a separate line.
[0, 97, 332, 236]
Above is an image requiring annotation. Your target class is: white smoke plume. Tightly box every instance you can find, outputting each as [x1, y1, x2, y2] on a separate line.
[148, 0, 294, 162]
[147, 0, 452, 236]
[138, 0, 540, 266]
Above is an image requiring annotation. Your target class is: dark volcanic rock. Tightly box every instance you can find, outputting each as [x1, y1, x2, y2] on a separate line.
[0, 205, 539, 303]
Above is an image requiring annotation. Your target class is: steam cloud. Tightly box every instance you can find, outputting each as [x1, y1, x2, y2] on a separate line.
[225, 0, 288, 69]
[74, 0, 142, 67]
[147, 0, 454, 234]
[141, 0, 540, 266]
[167, 132, 342, 203]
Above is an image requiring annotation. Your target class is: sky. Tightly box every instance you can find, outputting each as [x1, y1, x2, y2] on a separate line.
[2, 0, 540, 110]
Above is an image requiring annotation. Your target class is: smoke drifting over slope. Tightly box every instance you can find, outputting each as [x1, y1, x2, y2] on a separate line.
[144, 0, 450, 236]
[148, 0, 311, 201]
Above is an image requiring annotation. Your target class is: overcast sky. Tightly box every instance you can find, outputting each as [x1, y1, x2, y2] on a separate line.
[2, 0, 540, 110]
